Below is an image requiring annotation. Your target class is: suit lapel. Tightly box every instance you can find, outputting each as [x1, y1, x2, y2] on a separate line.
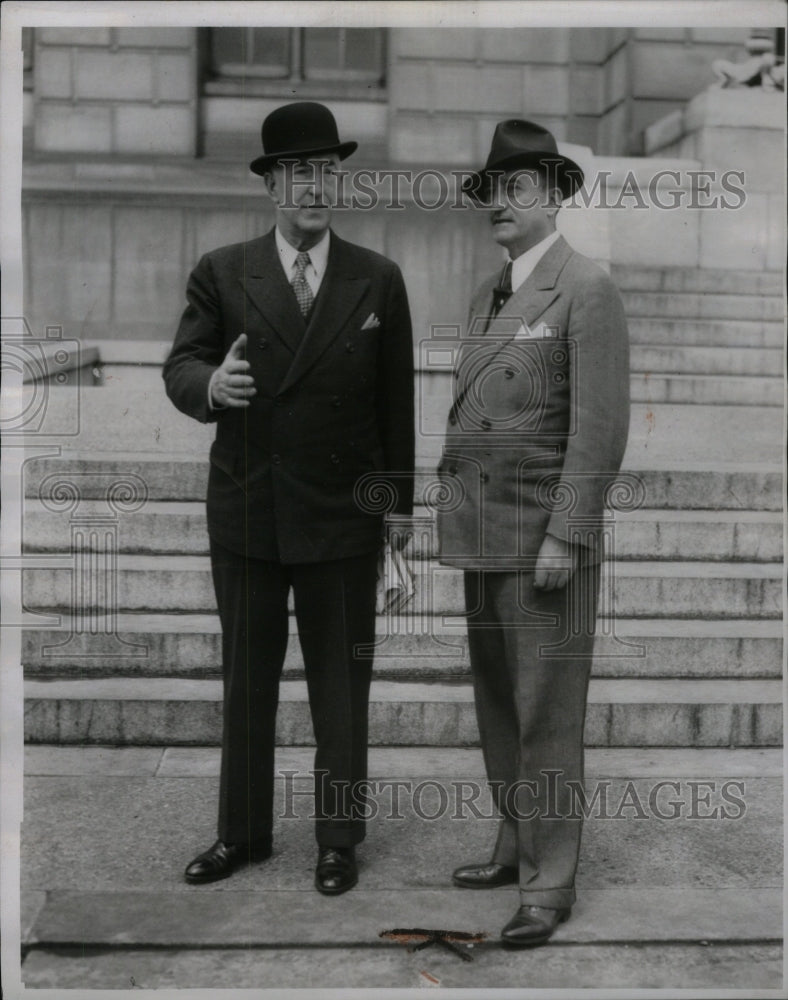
[494, 234, 572, 335]
[458, 236, 573, 396]
[239, 229, 306, 355]
[278, 233, 370, 394]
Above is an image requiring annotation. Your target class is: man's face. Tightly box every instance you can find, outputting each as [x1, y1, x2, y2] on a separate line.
[488, 168, 558, 256]
[266, 155, 340, 244]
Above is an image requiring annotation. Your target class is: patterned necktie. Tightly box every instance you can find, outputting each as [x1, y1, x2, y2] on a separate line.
[292, 252, 314, 317]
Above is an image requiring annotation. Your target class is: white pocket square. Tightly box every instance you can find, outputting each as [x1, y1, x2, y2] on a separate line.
[361, 313, 381, 331]
[513, 322, 557, 340]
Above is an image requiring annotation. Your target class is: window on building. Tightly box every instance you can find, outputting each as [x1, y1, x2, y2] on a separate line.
[205, 27, 387, 98]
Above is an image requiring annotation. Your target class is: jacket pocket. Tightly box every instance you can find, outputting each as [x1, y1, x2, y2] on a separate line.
[209, 441, 246, 490]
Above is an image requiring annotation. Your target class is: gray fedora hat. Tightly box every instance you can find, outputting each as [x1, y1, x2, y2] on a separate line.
[463, 119, 584, 202]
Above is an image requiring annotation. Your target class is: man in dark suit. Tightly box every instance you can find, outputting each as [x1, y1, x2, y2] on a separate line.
[164, 102, 414, 895]
[437, 120, 630, 945]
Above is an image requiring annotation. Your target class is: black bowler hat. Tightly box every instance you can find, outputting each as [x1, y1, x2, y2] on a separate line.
[249, 101, 357, 176]
[463, 119, 584, 203]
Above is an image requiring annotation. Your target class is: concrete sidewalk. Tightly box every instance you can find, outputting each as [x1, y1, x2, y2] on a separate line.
[19, 747, 783, 991]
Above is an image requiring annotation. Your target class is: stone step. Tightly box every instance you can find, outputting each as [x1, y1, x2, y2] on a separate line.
[22, 504, 783, 561]
[10, 389, 784, 463]
[22, 557, 784, 618]
[23, 887, 782, 953]
[20, 745, 782, 988]
[402, 368, 784, 408]
[22, 614, 783, 680]
[627, 317, 783, 348]
[21, 939, 781, 990]
[621, 291, 782, 321]
[56, 338, 787, 396]
[22, 455, 785, 510]
[630, 373, 782, 406]
[621, 406, 781, 468]
[23, 677, 782, 746]
[610, 265, 783, 296]
[629, 344, 782, 377]
[23, 744, 785, 778]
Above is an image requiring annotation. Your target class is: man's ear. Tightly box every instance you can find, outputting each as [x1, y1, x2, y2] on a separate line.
[263, 170, 279, 203]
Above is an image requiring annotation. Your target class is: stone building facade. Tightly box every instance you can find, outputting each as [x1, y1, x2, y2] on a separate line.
[21, 25, 781, 350]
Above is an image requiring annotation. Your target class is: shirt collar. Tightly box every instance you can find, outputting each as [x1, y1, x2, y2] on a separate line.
[509, 230, 561, 293]
[275, 226, 331, 280]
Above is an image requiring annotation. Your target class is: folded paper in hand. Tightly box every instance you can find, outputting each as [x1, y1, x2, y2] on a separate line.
[376, 542, 415, 614]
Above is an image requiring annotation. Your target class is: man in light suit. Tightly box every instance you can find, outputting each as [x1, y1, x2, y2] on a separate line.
[437, 120, 630, 946]
[164, 102, 414, 895]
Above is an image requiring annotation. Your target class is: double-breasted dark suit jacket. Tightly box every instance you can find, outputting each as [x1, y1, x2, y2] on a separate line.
[163, 228, 415, 562]
[437, 235, 630, 568]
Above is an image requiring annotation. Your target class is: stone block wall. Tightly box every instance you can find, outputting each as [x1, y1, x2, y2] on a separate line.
[389, 28, 607, 164]
[33, 27, 198, 156]
[387, 27, 749, 160]
[21, 23, 777, 346]
[28, 26, 751, 161]
[624, 27, 750, 152]
[642, 88, 784, 270]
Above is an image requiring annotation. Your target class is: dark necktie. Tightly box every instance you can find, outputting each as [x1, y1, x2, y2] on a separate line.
[484, 260, 513, 332]
[292, 252, 314, 317]
[492, 260, 513, 315]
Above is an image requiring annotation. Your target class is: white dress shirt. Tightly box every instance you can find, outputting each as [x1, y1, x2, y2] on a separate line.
[209, 227, 331, 408]
[509, 229, 561, 293]
[275, 226, 330, 297]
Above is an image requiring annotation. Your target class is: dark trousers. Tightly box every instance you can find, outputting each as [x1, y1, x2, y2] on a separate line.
[210, 537, 378, 849]
[464, 562, 601, 909]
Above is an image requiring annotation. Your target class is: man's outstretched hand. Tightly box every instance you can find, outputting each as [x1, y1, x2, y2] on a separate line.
[534, 534, 577, 590]
[210, 334, 256, 408]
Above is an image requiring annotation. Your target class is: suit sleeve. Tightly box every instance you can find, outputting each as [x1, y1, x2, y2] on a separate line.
[162, 254, 225, 424]
[376, 263, 415, 516]
[545, 272, 631, 547]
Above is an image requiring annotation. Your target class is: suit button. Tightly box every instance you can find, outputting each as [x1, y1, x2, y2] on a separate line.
[272, 454, 281, 465]
[345, 342, 355, 353]
[331, 395, 341, 408]
[259, 338, 269, 350]
[331, 453, 340, 464]
[481, 419, 492, 430]
[449, 413, 457, 426]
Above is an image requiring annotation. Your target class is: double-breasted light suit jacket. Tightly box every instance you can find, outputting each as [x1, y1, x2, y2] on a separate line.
[163, 228, 415, 563]
[437, 235, 630, 569]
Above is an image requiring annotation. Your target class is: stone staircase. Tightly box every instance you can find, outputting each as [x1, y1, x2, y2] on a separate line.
[20, 264, 784, 751]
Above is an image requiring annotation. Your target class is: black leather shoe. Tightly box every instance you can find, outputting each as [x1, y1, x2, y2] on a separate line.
[500, 905, 571, 948]
[184, 839, 271, 885]
[452, 861, 518, 889]
[315, 846, 357, 895]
